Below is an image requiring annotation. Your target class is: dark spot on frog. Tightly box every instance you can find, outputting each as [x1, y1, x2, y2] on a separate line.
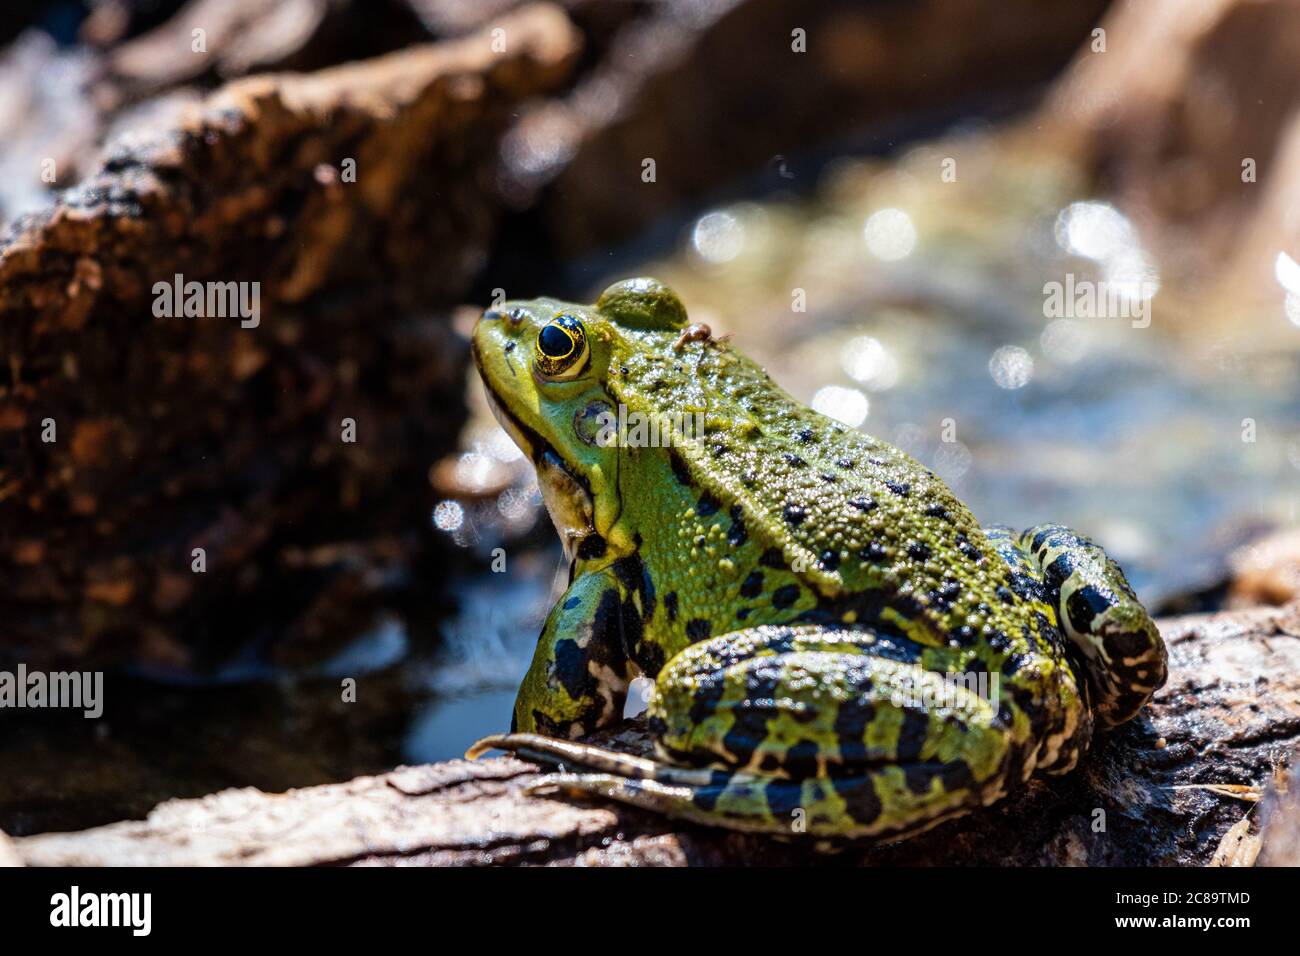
[820, 472, 838, 483]
[996, 585, 1016, 605]
[552, 638, 593, 700]
[740, 571, 764, 599]
[634, 639, 666, 678]
[664, 591, 678, 622]
[718, 661, 785, 766]
[1066, 583, 1111, 632]
[986, 628, 1013, 653]
[527, 710, 570, 737]
[848, 496, 876, 512]
[760, 547, 786, 569]
[886, 480, 911, 497]
[781, 453, 806, 468]
[697, 493, 721, 517]
[727, 505, 747, 546]
[772, 584, 800, 609]
[577, 534, 607, 560]
[563, 595, 582, 610]
[758, 752, 784, 773]
[895, 711, 930, 763]
[795, 428, 815, 444]
[669, 449, 693, 487]
[836, 458, 855, 469]
[610, 552, 655, 624]
[783, 503, 807, 526]
[892, 592, 925, 619]
[923, 503, 949, 519]
[859, 541, 888, 563]
[932, 579, 961, 605]
[685, 619, 712, 641]
[1001, 653, 1031, 677]
[592, 587, 637, 662]
[818, 550, 840, 572]
[950, 624, 978, 647]
[907, 541, 931, 562]
[736, 607, 751, 621]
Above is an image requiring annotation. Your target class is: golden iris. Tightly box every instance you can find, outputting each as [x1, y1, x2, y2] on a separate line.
[534, 314, 589, 379]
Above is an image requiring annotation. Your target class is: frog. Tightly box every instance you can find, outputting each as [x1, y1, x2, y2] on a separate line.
[465, 277, 1167, 843]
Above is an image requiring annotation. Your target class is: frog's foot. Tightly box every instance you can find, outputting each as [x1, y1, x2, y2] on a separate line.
[985, 524, 1168, 728]
[466, 733, 714, 786]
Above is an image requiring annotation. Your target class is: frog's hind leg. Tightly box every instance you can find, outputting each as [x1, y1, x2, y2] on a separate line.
[471, 624, 1018, 842]
[989, 523, 1167, 728]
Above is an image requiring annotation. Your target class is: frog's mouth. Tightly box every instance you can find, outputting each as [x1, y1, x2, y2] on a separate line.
[474, 348, 596, 561]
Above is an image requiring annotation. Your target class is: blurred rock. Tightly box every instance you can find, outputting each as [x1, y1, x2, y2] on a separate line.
[80, 1, 191, 47]
[1259, 763, 1300, 866]
[0, 829, 19, 867]
[1046, 0, 1300, 312]
[0, 32, 103, 223]
[506, 0, 1113, 258]
[106, 0, 433, 98]
[0, 4, 582, 671]
[1229, 527, 1300, 607]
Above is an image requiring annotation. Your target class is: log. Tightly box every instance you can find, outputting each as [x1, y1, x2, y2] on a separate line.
[0, 4, 581, 673]
[11, 601, 1300, 866]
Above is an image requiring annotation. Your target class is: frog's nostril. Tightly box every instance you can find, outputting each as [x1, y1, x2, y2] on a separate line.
[507, 307, 527, 327]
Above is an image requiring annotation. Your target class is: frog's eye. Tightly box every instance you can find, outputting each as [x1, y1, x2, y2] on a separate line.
[534, 314, 589, 380]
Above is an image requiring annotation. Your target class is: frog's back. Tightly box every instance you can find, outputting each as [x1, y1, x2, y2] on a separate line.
[609, 332, 994, 643]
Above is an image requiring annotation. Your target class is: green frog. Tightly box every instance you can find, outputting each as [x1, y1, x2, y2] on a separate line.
[466, 278, 1167, 842]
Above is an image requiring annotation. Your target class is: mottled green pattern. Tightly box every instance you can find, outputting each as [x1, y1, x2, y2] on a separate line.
[467, 279, 1168, 841]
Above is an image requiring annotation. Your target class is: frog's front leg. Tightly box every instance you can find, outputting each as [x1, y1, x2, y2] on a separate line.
[988, 523, 1168, 728]
[511, 566, 636, 738]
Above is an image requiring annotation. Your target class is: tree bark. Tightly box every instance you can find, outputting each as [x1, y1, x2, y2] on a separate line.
[11, 601, 1300, 866]
[0, 4, 581, 673]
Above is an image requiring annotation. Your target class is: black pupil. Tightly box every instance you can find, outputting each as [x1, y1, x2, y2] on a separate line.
[539, 324, 573, 359]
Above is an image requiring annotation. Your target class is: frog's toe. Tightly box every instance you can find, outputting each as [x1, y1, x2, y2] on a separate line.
[523, 773, 684, 810]
[466, 732, 712, 782]
[522, 772, 788, 835]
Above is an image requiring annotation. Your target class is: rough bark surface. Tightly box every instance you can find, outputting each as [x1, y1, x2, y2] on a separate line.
[12, 602, 1300, 866]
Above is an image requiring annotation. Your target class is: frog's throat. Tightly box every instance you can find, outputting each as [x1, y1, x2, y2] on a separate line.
[481, 383, 597, 562]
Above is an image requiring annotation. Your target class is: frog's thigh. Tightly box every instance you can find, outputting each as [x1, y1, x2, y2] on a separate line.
[1011, 523, 1167, 727]
[511, 566, 633, 739]
[642, 624, 1017, 838]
